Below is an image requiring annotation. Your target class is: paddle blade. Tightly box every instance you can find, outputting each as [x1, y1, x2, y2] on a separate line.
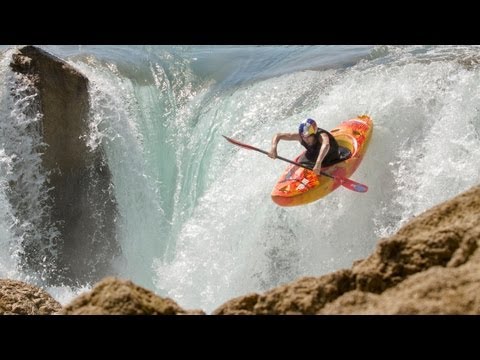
[223, 135, 256, 150]
[339, 177, 368, 193]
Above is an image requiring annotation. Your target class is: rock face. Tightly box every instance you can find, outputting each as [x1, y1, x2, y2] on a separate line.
[0, 279, 61, 315]
[9, 46, 120, 285]
[214, 185, 480, 315]
[61, 277, 205, 315]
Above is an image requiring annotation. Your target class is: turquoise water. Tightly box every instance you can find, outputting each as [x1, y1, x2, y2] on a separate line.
[1, 45, 480, 312]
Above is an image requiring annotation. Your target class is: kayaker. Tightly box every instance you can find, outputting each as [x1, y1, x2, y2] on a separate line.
[268, 118, 342, 175]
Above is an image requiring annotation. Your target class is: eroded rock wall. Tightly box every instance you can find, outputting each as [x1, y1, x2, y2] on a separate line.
[9, 46, 120, 285]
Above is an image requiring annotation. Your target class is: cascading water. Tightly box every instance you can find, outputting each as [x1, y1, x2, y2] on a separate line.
[0, 45, 479, 313]
[0, 47, 60, 285]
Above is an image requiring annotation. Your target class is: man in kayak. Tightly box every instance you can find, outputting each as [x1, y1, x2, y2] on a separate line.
[268, 118, 342, 175]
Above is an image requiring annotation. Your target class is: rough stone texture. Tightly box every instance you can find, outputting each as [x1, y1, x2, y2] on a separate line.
[321, 262, 480, 314]
[351, 185, 480, 294]
[213, 185, 480, 315]
[213, 293, 260, 315]
[9, 45, 120, 285]
[0, 279, 61, 315]
[214, 270, 354, 315]
[61, 277, 205, 315]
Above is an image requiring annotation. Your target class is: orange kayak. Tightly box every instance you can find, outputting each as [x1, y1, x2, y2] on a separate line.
[271, 115, 373, 206]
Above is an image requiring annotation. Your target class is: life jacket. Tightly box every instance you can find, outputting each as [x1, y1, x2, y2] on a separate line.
[300, 128, 340, 164]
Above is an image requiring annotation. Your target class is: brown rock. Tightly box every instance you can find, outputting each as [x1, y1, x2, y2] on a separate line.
[61, 277, 205, 315]
[0, 279, 61, 315]
[322, 261, 480, 314]
[376, 263, 480, 314]
[213, 270, 354, 315]
[352, 185, 480, 293]
[213, 293, 260, 315]
[352, 229, 464, 293]
[318, 290, 380, 314]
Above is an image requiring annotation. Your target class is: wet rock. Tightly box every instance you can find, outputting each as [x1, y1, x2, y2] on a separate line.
[0, 279, 61, 315]
[61, 277, 205, 315]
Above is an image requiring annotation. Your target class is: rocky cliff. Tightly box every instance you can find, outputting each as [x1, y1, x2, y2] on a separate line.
[8, 46, 120, 285]
[60, 277, 204, 315]
[0, 279, 61, 315]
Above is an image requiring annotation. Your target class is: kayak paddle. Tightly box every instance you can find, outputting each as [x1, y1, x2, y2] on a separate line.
[223, 135, 368, 193]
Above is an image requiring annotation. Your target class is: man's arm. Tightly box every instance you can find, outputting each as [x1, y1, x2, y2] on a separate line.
[268, 132, 301, 159]
[313, 133, 330, 175]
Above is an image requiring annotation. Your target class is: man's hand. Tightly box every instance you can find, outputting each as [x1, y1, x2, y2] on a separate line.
[268, 147, 278, 159]
[313, 164, 322, 175]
